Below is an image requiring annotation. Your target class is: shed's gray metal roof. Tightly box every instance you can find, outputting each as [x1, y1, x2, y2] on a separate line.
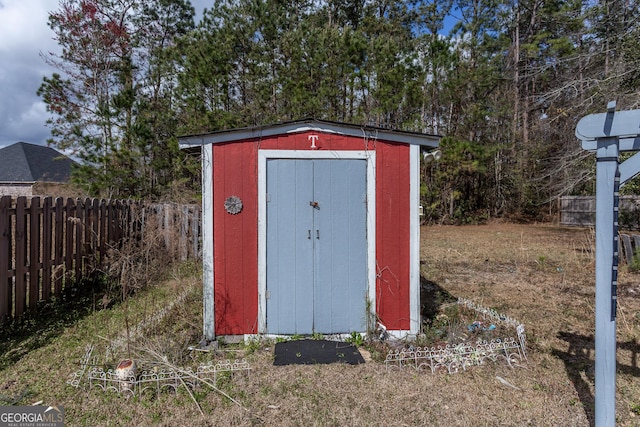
[179, 118, 440, 152]
[0, 142, 75, 183]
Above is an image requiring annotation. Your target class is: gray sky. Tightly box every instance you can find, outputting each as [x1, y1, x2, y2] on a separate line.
[0, 0, 209, 149]
[0, 0, 59, 148]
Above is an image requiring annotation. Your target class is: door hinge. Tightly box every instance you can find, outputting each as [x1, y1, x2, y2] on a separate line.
[266, 193, 271, 202]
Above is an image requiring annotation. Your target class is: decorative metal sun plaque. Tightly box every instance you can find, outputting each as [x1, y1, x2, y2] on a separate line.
[224, 195, 243, 214]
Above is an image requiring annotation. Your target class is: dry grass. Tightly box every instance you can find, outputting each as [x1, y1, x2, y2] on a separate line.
[1, 222, 640, 426]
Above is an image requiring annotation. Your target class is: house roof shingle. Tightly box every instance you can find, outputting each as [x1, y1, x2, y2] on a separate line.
[0, 142, 75, 183]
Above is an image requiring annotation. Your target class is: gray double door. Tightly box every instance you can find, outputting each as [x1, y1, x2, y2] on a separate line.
[266, 158, 368, 334]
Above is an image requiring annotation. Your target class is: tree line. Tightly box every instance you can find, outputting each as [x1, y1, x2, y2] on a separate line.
[39, 0, 640, 222]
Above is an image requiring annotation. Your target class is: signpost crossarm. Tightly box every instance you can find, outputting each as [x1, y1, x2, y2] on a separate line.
[619, 150, 640, 186]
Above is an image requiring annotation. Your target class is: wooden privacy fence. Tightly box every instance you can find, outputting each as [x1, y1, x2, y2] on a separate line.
[559, 196, 640, 265]
[619, 233, 640, 266]
[559, 195, 640, 228]
[151, 202, 201, 262]
[0, 196, 201, 323]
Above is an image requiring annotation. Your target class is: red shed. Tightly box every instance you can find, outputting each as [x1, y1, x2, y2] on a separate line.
[179, 119, 440, 341]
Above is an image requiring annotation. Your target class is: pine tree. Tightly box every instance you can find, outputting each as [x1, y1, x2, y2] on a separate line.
[39, 0, 194, 198]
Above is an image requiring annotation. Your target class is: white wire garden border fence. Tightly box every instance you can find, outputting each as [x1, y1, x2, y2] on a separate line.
[67, 345, 251, 397]
[384, 298, 527, 374]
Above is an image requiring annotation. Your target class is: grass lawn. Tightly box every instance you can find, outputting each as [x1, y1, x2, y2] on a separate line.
[1, 223, 639, 426]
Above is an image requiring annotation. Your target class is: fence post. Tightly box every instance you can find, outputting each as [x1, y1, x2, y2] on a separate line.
[83, 198, 92, 275]
[29, 197, 41, 310]
[91, 199, 99, 262]
[164, 203, 172, 256]
[99, 199, 107, 261]
[42, 197, 52, 301]
[181, 205, 189, 261]
[74, 198, 83, 280]
[54, 197, 64, 296]
[107, 200, 115, 246]
[192, 206, 200, 259]
[65, 198, 75, 283]
[0, 196, 11, 321]
[115, 200, 123, 245]
[14, 196, 27, 318]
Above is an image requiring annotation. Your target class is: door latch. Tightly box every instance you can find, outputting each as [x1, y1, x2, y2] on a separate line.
[309, 201, 320, 209]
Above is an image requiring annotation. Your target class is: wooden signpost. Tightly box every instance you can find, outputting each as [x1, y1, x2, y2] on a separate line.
[576, 101, 640, 426]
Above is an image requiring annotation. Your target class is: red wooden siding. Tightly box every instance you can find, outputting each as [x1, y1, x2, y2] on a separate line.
[259, 132, 376, 151]
[375, 142, 411, 330]
[213, 142, 258, 335]
[211, 131, 412, 335]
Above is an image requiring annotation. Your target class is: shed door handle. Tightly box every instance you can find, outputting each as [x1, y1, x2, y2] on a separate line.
[308, 230, 311, 239]
[316, 230, 319, 239]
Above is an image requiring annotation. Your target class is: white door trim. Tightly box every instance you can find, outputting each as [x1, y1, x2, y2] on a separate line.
[201, 144, 215, 341]
[409, 144, 420, 335]
[257, 150, 376, 334]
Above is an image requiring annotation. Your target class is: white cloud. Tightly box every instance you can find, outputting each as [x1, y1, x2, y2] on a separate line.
[0, 1, 53, 50]
[0, 0, 209, 148]
[0, 0, 59, 147]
